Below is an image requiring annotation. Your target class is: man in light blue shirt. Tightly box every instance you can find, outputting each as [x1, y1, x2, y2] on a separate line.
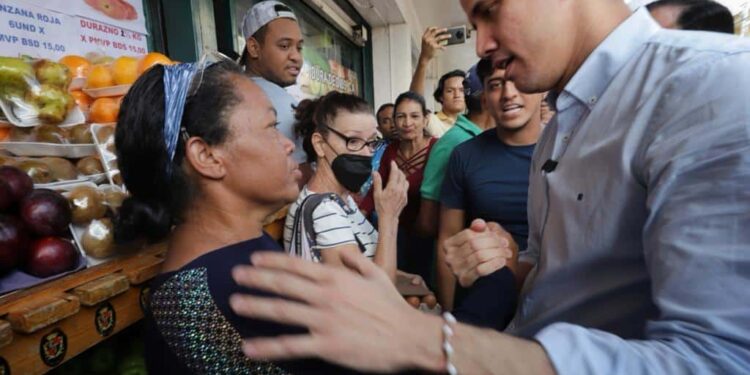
[228, 1, 750, 374]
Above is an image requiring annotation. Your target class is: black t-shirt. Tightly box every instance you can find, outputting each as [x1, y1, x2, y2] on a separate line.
[143, 233, 373, 374]
[441, 129, 534, 250]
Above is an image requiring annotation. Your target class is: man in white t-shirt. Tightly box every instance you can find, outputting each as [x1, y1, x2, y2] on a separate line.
[240, 1, 310, 181]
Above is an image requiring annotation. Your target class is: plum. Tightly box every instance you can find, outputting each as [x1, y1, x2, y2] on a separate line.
[26, 236, 78, 277]
[20, 189, 72, 236]
[0, 214, 30, 272]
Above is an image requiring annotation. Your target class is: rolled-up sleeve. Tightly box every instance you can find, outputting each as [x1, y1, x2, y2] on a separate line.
[535, 59, 750, 374]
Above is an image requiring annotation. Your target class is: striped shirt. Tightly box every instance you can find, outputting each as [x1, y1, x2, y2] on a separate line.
[283, 186, 377, 262]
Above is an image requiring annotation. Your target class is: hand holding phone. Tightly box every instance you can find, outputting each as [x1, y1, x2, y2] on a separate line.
[440, 25, 467, 46]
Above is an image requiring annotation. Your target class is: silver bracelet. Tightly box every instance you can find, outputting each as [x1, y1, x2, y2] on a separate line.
[442, 312, 458, 375]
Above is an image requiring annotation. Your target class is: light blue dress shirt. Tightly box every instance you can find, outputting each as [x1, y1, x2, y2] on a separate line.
[507, 9, 750, 374]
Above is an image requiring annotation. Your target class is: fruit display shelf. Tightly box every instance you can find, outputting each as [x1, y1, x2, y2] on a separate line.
[0, 242, 165, 374]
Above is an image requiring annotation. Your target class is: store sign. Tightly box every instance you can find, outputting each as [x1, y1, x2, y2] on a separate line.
[291, 48, 360, 100]
[0, 0, 147, 60]
[0, 1, 76, 59]
[28, 0, 147, 34]
[77, 17, 147, 56]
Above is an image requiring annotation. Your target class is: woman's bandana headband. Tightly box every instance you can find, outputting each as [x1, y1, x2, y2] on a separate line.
[160, 51, 232, 176]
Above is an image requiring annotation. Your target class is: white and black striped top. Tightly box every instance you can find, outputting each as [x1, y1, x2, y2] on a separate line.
[283, 186, 378, 261]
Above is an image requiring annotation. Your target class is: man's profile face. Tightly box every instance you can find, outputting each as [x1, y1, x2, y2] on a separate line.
[459, 0, 575, 94]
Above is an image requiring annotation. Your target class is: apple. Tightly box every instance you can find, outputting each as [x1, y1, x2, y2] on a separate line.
[0, 215, 30, 273]
[26, 237, 78, 277]
[0, 166, 33, 203]
[20, 189, 72, 236]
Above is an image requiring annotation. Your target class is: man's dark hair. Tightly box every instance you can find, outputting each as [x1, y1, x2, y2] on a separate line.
[647, 0, 734, 34]
[476, 58, 495, 86]
[433, 69, 466, 104]
[376, 103, 394, 119]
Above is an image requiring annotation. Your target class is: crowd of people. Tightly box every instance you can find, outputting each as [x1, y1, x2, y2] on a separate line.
[111, 0, 748, 373]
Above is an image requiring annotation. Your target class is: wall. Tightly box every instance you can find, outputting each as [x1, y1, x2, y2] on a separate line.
[372, 24, 413, 109]
[364, 0, 478, 111]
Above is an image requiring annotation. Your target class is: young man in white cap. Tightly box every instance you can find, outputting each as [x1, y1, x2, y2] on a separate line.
[241, 1, 308, 178]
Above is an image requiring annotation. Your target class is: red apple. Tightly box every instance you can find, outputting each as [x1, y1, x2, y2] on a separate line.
[26, 237, 78, 277]
[0, 166, 33, 203]
[20, 189, 72, 236]
[0, 215, 30, 273]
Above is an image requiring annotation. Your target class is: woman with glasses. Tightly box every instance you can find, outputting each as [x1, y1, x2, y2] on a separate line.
[361, 91, 438, 288]
[284, 91, 408, 282]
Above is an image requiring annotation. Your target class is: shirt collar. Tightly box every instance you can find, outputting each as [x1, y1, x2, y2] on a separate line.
[436, 111, 456, 124]
[454, 114, 482, 135]
[552, 8, 661, 112]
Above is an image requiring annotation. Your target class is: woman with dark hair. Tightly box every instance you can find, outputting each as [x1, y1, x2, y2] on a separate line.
[115, 60, 363, 374]
[361, 91, 438, 288]
[283, 91, 408, 282]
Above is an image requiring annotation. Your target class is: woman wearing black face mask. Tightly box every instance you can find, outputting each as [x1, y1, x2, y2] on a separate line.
[284, 91, 408, 282]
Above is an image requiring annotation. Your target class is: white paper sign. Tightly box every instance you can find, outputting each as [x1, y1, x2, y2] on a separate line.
[76, 16, 147, 57]
[26, 0, 147, 34]
[0, 0, 78, 59]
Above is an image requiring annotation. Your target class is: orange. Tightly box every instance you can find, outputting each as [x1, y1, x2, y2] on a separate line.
[89, 97, 120, 123]
[137, 52, 172, 74]
[70, 90, 92, 112]
[86, 64, 115, 89]
[111, 56, 139, 85]
[58, 55, 91, 79]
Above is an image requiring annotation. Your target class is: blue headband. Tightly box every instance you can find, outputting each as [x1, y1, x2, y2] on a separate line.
[162, 63, 199, 176]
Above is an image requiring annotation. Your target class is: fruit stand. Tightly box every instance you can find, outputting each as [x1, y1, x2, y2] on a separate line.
[0, 52, 175, 374]
[0, 241, 164, 374]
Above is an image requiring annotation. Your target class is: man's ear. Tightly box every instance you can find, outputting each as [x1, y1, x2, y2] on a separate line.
[184, 137, 226, 180]
[246, 37, 262, 59]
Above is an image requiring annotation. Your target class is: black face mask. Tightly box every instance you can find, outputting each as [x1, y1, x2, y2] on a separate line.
[330, 154, 373, 192]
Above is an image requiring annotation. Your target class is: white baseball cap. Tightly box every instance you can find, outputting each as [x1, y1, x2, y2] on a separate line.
[241, 1, 298, 40]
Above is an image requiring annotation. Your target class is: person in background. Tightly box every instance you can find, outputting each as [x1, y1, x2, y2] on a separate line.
[229, 0, 750, 373]
[415, 62, 494, 240]
[359, 103, 396, 197]
[240, 1, 312, 183]
[438, 60, 543, 312]
[361, 92, 438, 288]
[647, 0, 734, 33]
[116, 60, 359, 374]
[410, 27, 467, 138]
[376, 103, 397, 141]
[283, 92, 407, 283]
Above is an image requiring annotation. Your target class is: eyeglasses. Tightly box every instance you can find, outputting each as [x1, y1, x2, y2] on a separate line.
[325, 125, 385, 152]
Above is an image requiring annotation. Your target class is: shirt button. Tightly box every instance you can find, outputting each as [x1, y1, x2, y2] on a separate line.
[589, 96, 597, 104]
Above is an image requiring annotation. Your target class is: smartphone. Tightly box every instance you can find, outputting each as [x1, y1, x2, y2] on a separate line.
[441, 25, 467, 46]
